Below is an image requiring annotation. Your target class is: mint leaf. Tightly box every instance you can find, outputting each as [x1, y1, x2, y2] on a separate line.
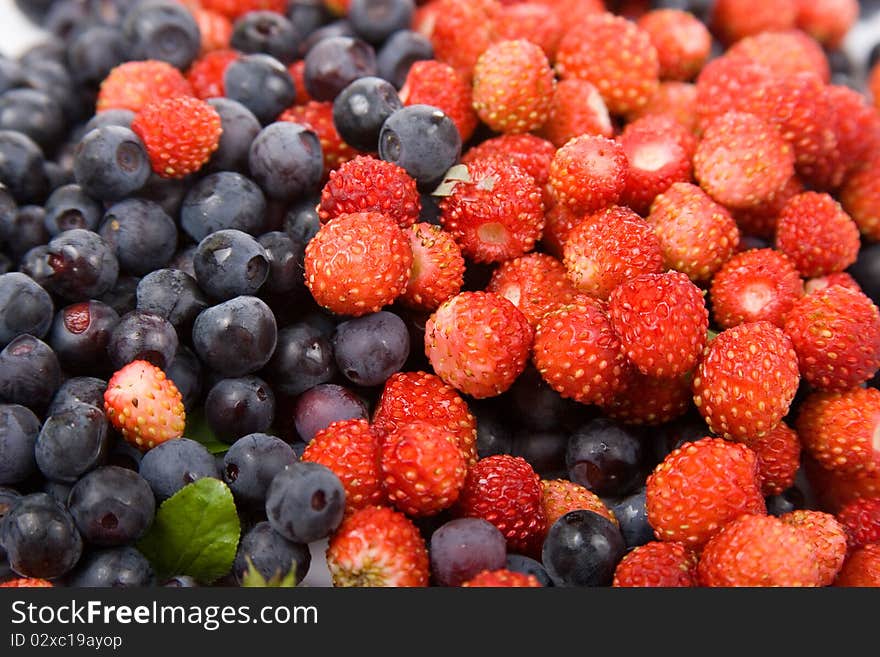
[138, 478, 240, 584]
[186, 410, 229, 454]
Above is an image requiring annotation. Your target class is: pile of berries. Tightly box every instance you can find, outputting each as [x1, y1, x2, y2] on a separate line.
[2, 0, 880, 589]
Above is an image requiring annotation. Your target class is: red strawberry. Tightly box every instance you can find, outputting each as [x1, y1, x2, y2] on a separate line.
[780, 510, 848, 586]
[871, 62, 880, 111]
[795, 0, 859, 49]
[192, 7, 232, 54]
[612, 541, 698, 587]
[549, 134, 628, 214]
[693, 55, 774, 133]
[326, 505, 429, 587]
[424, 291, 533, 398]
[783, 285, 880, 391]
[539, 78, 613, 148]
[438, 157, 544, 264]
[555, 12, 659, 116]
[697, 514, 821, 587]
[199, 0, 286, 20]
[563, 205, 664, 300]
[399, 60, 477, 142]
[304, 211, 413, 317]
[472, 39, 555, 134]
[461, 569, 542, 587]
[629, 81, 698, 134]
[531, 0, 605, 19]
[104, 360, 186, 451]
[835, 544, 880, 586]
[601, 368, 692, 426]
[400, 223, 465, 312]
[455, 454, 546, 554]
[487, 253, 577, 328]
[826, 85, 880, 178]
[646, 436, 765, 546]
[287, 60, 313, 106]
[0, 578, 53, 588]
[708, 248, 804, 329]
[316, 155, 419, 228]
[732, 175, 804, 240]
[301, 418, 384, 513]
[726, 29, 830, 82]
[805, 455, 880, 514]
[541, 200, 582, 259]
[417, 0, 498, 82]
[637, 9, 712, 81]
[97, 60, 193, 113]
[541, 479, 618, 532]
[279, 102, 361, 180]
[131, 95, 222, 179]
[836, 498, 880, 550]
[461, 134, 556, 188]
[532, 295, 628, 406]
[796, 387, 880, 476]
[186, 49, 238, 99]
[709, 0, 797, 45]
[648, 182, 740, 283]
[840, 157, 880, 241]
[692, 321, 800, 441]
[372, 371, 478, 466]
[744, 420, 801, 496]
[494, 2, 564, 61]
[805, 272, 862, 297]
[381, 420, 467, 517]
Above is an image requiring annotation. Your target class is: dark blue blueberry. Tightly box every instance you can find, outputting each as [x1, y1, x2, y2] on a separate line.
[181, 171, 267, 242]
[42, 480, 73, 508]
[18, 245, 53, 289]
[224, 54, 297, 125]
[99, 199, 178, 276]
[2, 205, 49, 261]
[138, 437, 220, 501]
[848, 241, 880, 307]
[303, 36, 378, 102]
[194, 229, 270, 301]
[136, 269, 209, 333]
[429, 517, 506, 587]
[47, 376, 107, 416]
[233, 520, 311, 585]
[293, 383, 368, 442]
[473, 401, 514, 459]
[266, 323, 337, 397]
[379, 104, 461, 190]
[135, 172, 188, 219]
[107, 310, 178, 370]
[0, 183, 15, 228]
[83, 109, 135, 133]
[231, 11, 302, 64]
[284, 196, 321, 244]
[68, 465, 155, 546]
[97, 274, 140, 317]
[35, 402, 110, 483]
[287, 0, 332, 38]
[0, 334, 61, 413]
[248, 122, 323, 201]
[349, 0, 414, 45]
[542, 509, 626, 587]
[44, 184, 103, 235]
[566, 418, 647, 497]
[0, 272, 53, 347]
[223, 433, 297, 507]
[67, 547, 155, 587]
[205, 376, 276, 444]
[0, 130, 49, 203]
[44, 159, 75, 192]
[376, 29, 433, 89]
[206, 97, 262, 173]
[512, 430, 567, 479]
[652, 411, 708, 464]
[20, 58, 87, 126]
[0, 88, 65, 152]
[0, 404, 40, 485]
[332, 311, 409, 387]
[0, 57, 23, 95]
[0, 492, 83, 579]
[608, 487, 654, 549]
[508, 365, 586, 432]
[192, 296, 278, 377]
[49, 300, 119, 374]
[163, 575, 198, 587]
[332, 76, 402, 151]
[168, 244, 197, 279]
[122, 0, 201, 70]
[165, 345, 203, 413]
[42, 0, 90, 39]
[258, 231, 307, 297]
[67, 24, 128, 87]
[43, 229, 119, 301]
[0, 487, 20, 569]
[72, 126, 151, 201]
[266, 461, 345, 543]
[299, 19, 355, 58]
[505, 554, 553, 587]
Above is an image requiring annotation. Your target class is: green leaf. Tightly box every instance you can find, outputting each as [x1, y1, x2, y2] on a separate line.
[138, 478, 240, 584]
[240, 557, 298, 588]
[186, 410, 230, 454]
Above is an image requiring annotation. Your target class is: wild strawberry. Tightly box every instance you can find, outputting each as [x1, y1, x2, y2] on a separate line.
[539, 79, 613, 148]
[840, 157, 880, 241]
[541, 200, 581, 259]
[648, 182, 739, 283]
[726, 29, 830, 82]
[0, 578, 53, 587]
[279, 102, 361, 180]
[104, 360, 186, 451]
[541, 479, 617, 532]
[461, 569, 542, 587]
[612, 541, 698, 587]
[637, 9, 711, 81]
[199, 0, 286, 20]
[532, 0, 605, 20]
[692, 321, 800, 441]
[548, 135, 628, 215]
[783, 285, 880, 391]
[805, 272, 862, 296]
[487, 253, 577, 328]
[709, 0, 797, 45]
[835, 543, 880, 586]
[732, 175, 804, 240]
[805, 456, 880, 514]
[326, 505, 429, 587]
[304, 211, 413, 317]
[871, 62, 880, 111]
[438, 157, 544, 264]
[455, 454, 546, 553]
[744, 420, 801, 496]
[780, 510, 848, 586]
[826, 85, 880, 177]
[608, 272, 708, 379]
[555, 12, 659, 116]
[694, 112, 795, 211]
[424, 291, 533, 398]
[601, 369, 692, 426]
[461, 134, 556, 188]
[372, 371, 478, 466]
[836, 497, 880, 550]
[301, 418, 384, 513]
[399, 60, 477, 142]
[381, 421, 467, 517]
[623, 113, 697, 163]
[418, 0, 498, 82]
[287, 60, 312, 106]
[472, 39, 555, 134]
[494, 2, 564, 61]
[629, 81, 698, 134]
[316, 156, 419, 228]
[533, 296, 628, 406]
[796, 387, 880, 476]
[693, 55, 774, 133]
[131, 95, 222, 179]
[697, 514, 821, 587]
[563, 205, 664, 300]
[97, 60, 193, 113]
[192, 7, 232, 53]
[795, 0, 859, 49]
[708, 248, 804, 329]
[646, 436, 765, 546]
[400, 223, 465, 313]
[186, 49, 238, 99]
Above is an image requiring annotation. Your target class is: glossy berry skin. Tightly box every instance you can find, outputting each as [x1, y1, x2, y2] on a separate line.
[332, 76, 403, 152]
[748, 421, 801, 497]
[266, 323, 337, 397]
[67, 465, 155, 546]
[205, 376, 275, 445]
[194, 229, 269, 301]
[137, 438, 219, 502]
[398, 60, 476, 143]
[612, 541, 697, 588]
[205, 98, 262, 173]
[566, 419, 647, 498]
[332, 311, 409, 387]
[248, 122, 323, 202]
[0, 130, 48, 204]
[96, 60, 192, 115]
[376, 30, 434, 90]
[233, 521, 310, 586]
[67, 547, 155, 588]
[99, 199, 178, 276]
[266, 461, 345, 544]
[224, 54, 297, 125]
[0, 404, 39, 485]
[486, 253, 576, 329]
[43, 229, 119, 302]
[43, 184, 103, 236]
[348, 0, 413, 44]
[836, 498, 880, 550]
[835, 544, 880, 587]
[107, 311, 178, 371]
[429, 517, 507, 587]
[192, 296, 278, 377]
[548, 135, 627, 215]
[540, 78, 612, 149]
[637, 9, 710, 82]
[0, 272, 53, 347]
[123, 0, 201, 71]
[0, 89, 63, 153]
[231, 11, 301, 64]
[0, 334, 62, 414]
[0, 493, 82, 580]
[542, 510, 626, 587]
[47, 377, 107, 416]
[181, 172, 267, 242]
[781, 509, 847, 586]
[461, 569, 542, 587]
[303, 36, 378, 102]
[541, 479, 618, 533]
[136, 269, 209, 334]
[401, 222, 465, 312]
[48, 301, 119, 375]
[609, 487, 655, 549]
[293, 384, 368, 443]
[222, 433, 297, 508]
[505, 553, 553, 587]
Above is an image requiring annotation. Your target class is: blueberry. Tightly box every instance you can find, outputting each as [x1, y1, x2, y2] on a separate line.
[194, 229, 270, 301]
[284, 196, 321, 244]
[511, 430, 567, 479]
[0, 88, 66, 152]
[0, 334, 61, 413]
[206, 98, 262, 173]
[192, 296, 278, 377]
[1, 205, 49, 261]
[83, 109, 135, 133]
[181, 171, 267, 242]
[258, 231, 307, 297]
[136, 172, 189, 219]
[0, 487, 21, 569]
[379, 104, 461, 190]
[67, 547, 155, 587]
[507, 365, 586, 432]
[123, 0, 201, 70]
[266, 461, 345, 543]
[168, 244, 197, 279]
[652, 411, 707, 464]
[429, 517, 507, 587]
[42, 0, 91, 39]
[332, 311, 410, 387]
[566, 418, 648, 498]
[72, 126, 151, 201]
[68, 465, 155, 546]
[0, 404, 40, 485]
[165, 345, 203, 413]
[287, 0, 332, 35]
[248, 122, 323, 201]
[224, 54, 297, 125]
[138, 437, 220, 501]
[99, 199, 178, 276]
[107, 310, 178, 370]
[223, 433, 297, 507]
[43, 229, 119, 301]
[293, 383, 368, 442]
[332, 76, 402, 151]
[205, 376, 276, 444]
[164, 575, 198, 587]
[0, 493, 83, 579]
[505, 554, 554, 587]
[542, 510, 626, 587]
[303, 36, 378, 102]
[0, 57, 23, 95]
[608, 487, 654, 550]
[35, 402, 110, 483]
[0, 129, 49, 203]
[97, 274, 140, 317]
[67, 24, 128, 87]
[348, 0, 414, 45]
[848, 242, 880, 306]
[0, 272, 54, 347]
[48, 300, 119, 374]
[136, 269, 209, 335]
[42, 480, 74, 508]
[376, 29, 433, 89]
[47, 376, 107, 415]
[43, 184, 103, 235]
[233, 521, 311, 585]
[266, 323, 337, 397]
[473, 402, 514, 459]
[231, 11, 302, 64]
